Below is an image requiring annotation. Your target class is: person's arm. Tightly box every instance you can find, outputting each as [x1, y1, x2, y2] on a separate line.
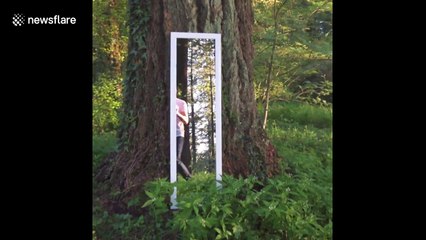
[177, 102, 189, 125]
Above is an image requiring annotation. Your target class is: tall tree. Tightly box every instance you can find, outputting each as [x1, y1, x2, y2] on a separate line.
[261, 0, 286, 129]
[253, 0, 332, 113]
[188, 44, 197, 168]
[96, 0, 280, 210]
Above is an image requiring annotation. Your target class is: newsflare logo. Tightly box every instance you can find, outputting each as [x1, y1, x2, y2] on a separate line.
[12, 14, 25, 26]
[12, 13, 77, 27]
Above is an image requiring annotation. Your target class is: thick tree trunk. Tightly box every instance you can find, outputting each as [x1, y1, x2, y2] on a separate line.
[96, 0, 280, 212]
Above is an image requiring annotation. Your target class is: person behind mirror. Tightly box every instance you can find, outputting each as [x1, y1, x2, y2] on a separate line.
[176, 97, 192, 180]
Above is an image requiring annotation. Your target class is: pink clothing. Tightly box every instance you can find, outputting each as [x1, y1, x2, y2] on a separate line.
[176, 98, 188, 137]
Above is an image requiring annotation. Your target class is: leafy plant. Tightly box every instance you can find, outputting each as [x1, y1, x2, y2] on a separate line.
[93, 74, 123, 134]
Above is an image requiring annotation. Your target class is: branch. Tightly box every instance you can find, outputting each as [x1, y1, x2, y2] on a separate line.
[309, 0, 332, 19]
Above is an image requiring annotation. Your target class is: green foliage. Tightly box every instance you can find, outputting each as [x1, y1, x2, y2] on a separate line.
[265, 101, 332, 239]
[295, 79, 332, 106]
[92, 131, 118, 170]
[92, 205, 146, 240]
[266, 101, 332, 129]
[93, 0, 128, 80]
[253, 0, 333, 107]
[93, 74, 123, 134]
[135, 170, 331, 239]
[93, 102, 332, 239]
[140, 179, 173, 238]
[93, 0, 128, 135]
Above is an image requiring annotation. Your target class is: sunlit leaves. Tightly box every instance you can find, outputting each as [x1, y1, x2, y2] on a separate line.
[253, 0, 332, 106]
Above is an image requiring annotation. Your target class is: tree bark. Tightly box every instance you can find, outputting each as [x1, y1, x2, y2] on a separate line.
[96, 0, 280, 212]
[209, 73, 215, 170]
[189, 53, 197, 168]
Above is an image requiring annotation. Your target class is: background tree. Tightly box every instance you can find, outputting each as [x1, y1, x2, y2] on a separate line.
[253, 0, 332, 126]
[96, 0, 280, 211]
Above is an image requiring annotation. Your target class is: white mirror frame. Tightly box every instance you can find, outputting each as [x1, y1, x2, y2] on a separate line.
[170, 32, 222, 209]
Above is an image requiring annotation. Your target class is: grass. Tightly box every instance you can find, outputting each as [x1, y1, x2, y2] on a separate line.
[266, 101, 332, 129]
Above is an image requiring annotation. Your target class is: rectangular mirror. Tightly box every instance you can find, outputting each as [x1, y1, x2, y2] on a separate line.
[170, 32, 222, 209]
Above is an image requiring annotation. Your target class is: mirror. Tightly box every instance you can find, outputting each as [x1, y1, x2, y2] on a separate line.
[170, 32, 222, 209]
[183, 38, 216, 173]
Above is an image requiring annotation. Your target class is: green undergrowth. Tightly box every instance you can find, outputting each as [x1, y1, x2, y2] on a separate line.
[93, 102, 332, 239]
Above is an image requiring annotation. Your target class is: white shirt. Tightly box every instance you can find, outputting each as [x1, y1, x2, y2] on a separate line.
[176, 98, 188, 137]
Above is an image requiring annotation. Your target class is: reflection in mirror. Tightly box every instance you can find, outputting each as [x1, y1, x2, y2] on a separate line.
[183, 39, 216, 174]
[170, 32, 221, 209]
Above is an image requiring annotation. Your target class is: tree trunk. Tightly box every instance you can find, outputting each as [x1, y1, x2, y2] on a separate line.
[262, 0, 283, 129]
[262, 0, 280, 129]
[96, 0, 280, 212]
[262, 37, 276, 130]
[209, 73, 215, 170]
[189, 55, 197, 168]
